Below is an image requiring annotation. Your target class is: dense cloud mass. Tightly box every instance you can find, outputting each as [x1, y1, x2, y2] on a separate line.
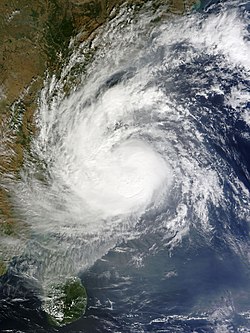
[1, 0, 250, 331]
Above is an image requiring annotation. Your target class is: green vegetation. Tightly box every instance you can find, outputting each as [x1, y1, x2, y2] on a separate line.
[45, 277, 87, 326]
[0, 261, 7, 276]
[45, 0, 75, 70]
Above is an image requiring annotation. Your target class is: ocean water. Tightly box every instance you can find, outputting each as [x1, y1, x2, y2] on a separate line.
[1, 0, 250, 332]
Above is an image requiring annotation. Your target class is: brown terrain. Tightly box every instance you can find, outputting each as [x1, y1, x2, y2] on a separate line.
[0, 0, 199, 275]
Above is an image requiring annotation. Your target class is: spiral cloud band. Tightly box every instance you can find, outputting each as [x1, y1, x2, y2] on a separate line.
[13, 3, 250, 295]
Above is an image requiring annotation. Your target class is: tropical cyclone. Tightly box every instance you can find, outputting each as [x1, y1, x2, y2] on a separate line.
[0, 2, 202, 324]
[0, 0, 200, 275]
